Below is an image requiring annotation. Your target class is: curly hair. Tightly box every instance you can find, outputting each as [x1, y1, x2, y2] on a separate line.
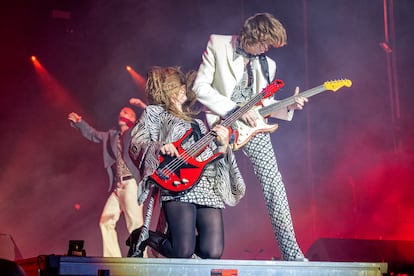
[145, 66, 198, 121]
[239, 13, 287, 49]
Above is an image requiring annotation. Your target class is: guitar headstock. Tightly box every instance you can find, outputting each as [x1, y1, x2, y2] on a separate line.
[262, 79, 285, 98]
[324, 79, 352, 92]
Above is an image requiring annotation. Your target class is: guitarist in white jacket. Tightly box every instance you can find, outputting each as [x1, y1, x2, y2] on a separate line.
[193, 13, 308, 261]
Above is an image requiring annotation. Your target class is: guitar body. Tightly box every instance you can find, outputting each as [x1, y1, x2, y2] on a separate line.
[148, 129, 222, 194]
[231, 107, 279, 150]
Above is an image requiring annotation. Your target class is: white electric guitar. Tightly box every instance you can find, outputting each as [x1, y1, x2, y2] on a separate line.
[231, 79, 352, 150]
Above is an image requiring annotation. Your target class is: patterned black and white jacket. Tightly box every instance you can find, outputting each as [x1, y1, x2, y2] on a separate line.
[129, 105, 245, 207]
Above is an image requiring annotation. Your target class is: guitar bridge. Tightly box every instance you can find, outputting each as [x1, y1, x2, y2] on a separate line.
[156, 168, 170, 180]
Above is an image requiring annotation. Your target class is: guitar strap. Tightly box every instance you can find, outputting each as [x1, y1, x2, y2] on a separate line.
[259, 54, 271, 84]
[236, 43, 270, 84]
[190, 121, 201, 142]
[191, 121, 224, 159]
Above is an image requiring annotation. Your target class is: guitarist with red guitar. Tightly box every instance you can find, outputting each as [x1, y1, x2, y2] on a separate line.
[127, 66, 246, 259]
[193, 13, 309, 261]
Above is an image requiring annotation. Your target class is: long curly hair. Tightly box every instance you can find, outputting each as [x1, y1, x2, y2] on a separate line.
[239, 13, 287, 49]
[145, 66, 198, 121]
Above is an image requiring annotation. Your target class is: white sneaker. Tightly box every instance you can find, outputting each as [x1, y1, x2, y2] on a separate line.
[292, 256, 309, 262]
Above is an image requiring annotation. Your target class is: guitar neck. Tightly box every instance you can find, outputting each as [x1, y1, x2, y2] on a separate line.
[222, 92, 265, 127]
[258, 84, 326, 117]
[186, 92, 266, 157]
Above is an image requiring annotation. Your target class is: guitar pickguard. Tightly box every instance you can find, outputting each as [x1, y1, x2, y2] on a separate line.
[232, 110, 279, 151]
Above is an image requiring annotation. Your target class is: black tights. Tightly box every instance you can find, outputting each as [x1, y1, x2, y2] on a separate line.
[160, 201, 224, 259]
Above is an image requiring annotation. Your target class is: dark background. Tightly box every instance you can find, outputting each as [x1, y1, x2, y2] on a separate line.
[0, 0, 413, 260]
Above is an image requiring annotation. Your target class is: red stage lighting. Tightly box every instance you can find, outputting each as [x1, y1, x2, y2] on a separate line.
[126, 65, 146, 89]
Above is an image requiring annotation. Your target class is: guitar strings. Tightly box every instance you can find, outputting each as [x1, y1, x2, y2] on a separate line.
[160, 96, 257, 175]
[156, 86, 271, 183]
[158, 132, 216, 179]
[156, 79, 351, 186]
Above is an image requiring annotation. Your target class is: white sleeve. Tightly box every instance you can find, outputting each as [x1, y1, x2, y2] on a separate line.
[193, 35, 238, 117]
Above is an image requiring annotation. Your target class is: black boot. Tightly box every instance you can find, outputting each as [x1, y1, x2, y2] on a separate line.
[126, 227, 168, 257]
[146, 230, 168, 256]
[126, 227, 148, 257]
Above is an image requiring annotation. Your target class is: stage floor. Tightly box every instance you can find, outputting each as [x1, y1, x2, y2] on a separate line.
[18, 255, 388, 276]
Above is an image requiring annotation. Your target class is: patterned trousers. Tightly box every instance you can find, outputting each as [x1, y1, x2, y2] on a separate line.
[243, 132, 304, 260]
[100, 178, 145, 257]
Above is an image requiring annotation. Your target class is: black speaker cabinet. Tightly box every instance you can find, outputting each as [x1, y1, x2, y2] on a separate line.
[306, 238, 414, 274]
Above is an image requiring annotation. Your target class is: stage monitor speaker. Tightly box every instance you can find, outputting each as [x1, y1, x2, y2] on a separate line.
[306, 238, 414, 274]
[0, 234, 23, 260]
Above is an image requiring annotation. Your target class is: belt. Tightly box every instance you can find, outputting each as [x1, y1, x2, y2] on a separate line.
[116, 175, 134, 182]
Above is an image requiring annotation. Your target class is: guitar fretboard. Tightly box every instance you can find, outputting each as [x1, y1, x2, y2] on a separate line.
[185, 91, 267, 157]
[259, 84, 326, 117]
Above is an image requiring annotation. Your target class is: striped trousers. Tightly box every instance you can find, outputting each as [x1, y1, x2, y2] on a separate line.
[243, 132, 305, 261]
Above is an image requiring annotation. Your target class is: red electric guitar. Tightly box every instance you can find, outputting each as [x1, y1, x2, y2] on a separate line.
[148, 79, 285, 194]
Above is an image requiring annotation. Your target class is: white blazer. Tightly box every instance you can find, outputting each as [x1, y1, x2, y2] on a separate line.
[193, 34, 293, 127]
